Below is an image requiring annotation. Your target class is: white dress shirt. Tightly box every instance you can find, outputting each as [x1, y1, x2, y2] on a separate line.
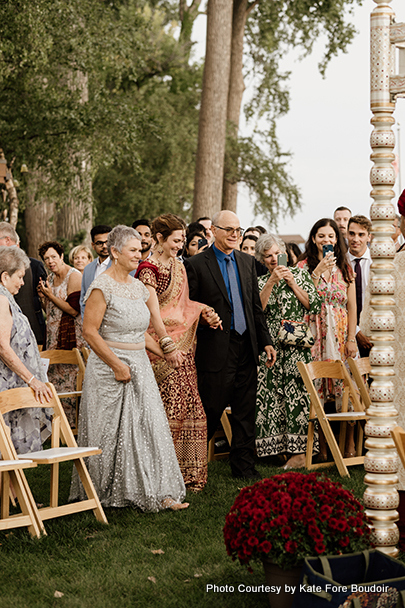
[347, 248, 372, 334]
[94, 256, 111, 280]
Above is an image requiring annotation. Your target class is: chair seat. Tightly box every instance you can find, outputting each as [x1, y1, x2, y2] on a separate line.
[18, 447, 101, 464]
[310, 412, 368, 422]
[0, 459, 36, 470]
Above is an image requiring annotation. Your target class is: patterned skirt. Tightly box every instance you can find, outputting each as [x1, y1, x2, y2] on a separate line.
[152, 351, 207, 492]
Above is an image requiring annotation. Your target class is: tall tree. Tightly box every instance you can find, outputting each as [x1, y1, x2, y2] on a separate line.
[192, 0, 233, 220]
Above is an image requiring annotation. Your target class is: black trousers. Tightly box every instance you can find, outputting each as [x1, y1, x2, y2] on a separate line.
[197, 331, 257, 477]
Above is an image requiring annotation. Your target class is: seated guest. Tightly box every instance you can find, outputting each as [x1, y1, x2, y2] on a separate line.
[38, 241, 84, 427]
[255, 234, 322, 468]
[0, 246, 52, 453]
[0, 222, 47, 345]
[69, 245, 93, 274]
[69, 225, 188, 511]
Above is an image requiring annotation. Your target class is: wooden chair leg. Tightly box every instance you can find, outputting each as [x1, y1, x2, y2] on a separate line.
[75, 458, 108, 524]
[306, 421, 316, 469]
[50, 463, 59, 508]
[208, 438, 215, 462]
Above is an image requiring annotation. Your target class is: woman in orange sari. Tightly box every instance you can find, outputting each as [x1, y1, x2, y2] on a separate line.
[137, 214, 221, 491]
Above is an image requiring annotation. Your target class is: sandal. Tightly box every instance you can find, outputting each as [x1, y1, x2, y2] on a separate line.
[162, 498, 189, 511]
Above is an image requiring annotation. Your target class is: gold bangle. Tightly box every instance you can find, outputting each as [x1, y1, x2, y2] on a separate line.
[347, 339, 356, 343]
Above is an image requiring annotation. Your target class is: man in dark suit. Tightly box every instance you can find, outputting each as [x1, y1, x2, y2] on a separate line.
[185, 210, 276, 480]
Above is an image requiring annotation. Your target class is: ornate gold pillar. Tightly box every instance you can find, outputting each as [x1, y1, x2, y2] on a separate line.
[365, 0, 405, 556]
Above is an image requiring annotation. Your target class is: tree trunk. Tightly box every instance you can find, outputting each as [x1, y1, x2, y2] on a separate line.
[56, 155, 92, 248]
[5, 172, 19, 229]
[222, 0, 249, 212]
[24, 173, 57, 258]
[179, 0, 203, 59]
[192, 0, 233, 221]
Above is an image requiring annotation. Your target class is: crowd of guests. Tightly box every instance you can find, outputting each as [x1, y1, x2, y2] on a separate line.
[0, 198, 402, 513]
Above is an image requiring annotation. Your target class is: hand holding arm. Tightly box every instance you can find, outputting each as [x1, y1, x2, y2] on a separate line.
[264, 345, 277, 368]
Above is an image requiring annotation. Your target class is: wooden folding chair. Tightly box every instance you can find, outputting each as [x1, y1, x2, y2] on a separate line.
[40, 348, 85, 433]
[347, 357, 371, 409]
[391, 427, 405, 469]
[81, 346, 90, 365]
[0, 384, 108, 526]
[208, 408, 232, 462]
[297, 360, 368, 477]
[0, 417, 45, 538]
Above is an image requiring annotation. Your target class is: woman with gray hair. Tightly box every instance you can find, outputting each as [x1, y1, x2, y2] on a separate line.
[70, 225, 188, 511]
[254, 234, 322, 469]
[0, 246, 52, 453]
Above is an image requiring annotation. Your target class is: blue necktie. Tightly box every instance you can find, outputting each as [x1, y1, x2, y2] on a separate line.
[224, 256, 247, 335]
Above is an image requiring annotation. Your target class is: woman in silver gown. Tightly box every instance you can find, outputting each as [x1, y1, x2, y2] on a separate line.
[70, 226, 188, 512]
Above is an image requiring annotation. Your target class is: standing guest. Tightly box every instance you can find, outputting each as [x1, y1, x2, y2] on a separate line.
[69, 245, 93, 274]
[285, 242, 302, 267]
[196, 217, 214, 244]
[333, 206, 352, 241]
[183, 231, 208, 258]
[137, 214, 221, 491]
[241, 233, 267, 276]
[80, 225, 112, 316]
[70, 226, 188, 511]
[132, 219, 153, 260]
[240, 233, 257, 256]
[255, 235, 322, 468]
[38, 241, 84, 427]
[298, 218, 357, 459]
[185, 210, 276, 481]
[0, 246, 52, 453]
[346, 215, 373, 358]
[0, 222, 47, 346]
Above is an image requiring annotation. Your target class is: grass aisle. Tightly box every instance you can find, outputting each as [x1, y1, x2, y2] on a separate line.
[0, 461, 393, 608]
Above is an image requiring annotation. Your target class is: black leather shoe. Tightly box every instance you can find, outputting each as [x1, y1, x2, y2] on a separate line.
[232, 469, 261, 481]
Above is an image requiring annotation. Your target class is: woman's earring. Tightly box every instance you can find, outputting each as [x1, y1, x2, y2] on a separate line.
[157, 244, 164, 255]
[115, 258, 117, 265]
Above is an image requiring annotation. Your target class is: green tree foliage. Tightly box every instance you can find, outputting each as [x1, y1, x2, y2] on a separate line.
[0, 0, 200, 224]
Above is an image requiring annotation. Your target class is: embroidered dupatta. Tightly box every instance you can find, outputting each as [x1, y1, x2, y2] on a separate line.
[138, 258, 204, 383]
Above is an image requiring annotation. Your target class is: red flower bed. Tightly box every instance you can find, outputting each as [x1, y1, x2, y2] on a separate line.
[223, 472, 371, 570]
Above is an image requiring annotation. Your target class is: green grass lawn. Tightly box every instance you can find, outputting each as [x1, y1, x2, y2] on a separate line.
[0, 461, 397, 608]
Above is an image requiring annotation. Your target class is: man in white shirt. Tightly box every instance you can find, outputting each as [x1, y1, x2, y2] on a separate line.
[346, 215, 372, 357]
[80, 224, 112, 316]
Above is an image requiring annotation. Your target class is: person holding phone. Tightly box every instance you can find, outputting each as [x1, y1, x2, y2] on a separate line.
[298, 218, 357, 459]
[254, 234, 322, 469]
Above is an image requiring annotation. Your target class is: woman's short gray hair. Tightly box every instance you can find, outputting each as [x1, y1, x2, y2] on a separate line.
[0, 245, 30, 279]
[255, 234, 286, 263]
[107, 225, 141, 258]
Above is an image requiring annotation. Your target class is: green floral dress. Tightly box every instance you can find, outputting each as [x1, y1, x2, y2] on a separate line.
[255, 267, 322, 457]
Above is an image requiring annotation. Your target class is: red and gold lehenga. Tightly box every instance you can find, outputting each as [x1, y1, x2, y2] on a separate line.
[136, 257, 207, 492]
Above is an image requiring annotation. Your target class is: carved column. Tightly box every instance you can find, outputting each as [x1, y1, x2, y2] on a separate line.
[364, 0, 399, 556]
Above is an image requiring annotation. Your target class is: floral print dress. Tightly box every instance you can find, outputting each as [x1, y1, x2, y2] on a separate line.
[45, 267, 84, 426]
[255, 267, 322, 457]
[297, 260, 356, 411]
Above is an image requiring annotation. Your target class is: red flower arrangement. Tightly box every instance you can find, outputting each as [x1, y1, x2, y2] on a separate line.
[223, 472, 371, 571]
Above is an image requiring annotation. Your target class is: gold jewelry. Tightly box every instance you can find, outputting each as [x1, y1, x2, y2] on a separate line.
[115, 258, 117, 265]
[156, 244, 164, 255]
[347, 338, 356, 343]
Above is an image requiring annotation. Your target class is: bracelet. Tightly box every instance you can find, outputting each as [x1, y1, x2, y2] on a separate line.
[159, 335, 177, 354]
[27, 375, 35, 385]
[311, 271, 320, 280]
[347, 339, 356, 343]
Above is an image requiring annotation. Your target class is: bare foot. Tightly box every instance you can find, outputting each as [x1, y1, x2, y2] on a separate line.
[162, 498, 189, 511]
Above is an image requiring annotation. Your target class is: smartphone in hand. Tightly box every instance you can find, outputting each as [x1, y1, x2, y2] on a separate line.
[277, 253, 288, 267]
[322, 244, 334, 257]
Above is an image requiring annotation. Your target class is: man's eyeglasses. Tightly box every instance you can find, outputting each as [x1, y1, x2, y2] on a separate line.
[214, 226, 244, 236]
[93, 240, 108, 247]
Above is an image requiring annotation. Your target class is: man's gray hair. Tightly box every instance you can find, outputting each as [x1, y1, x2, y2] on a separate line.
[255, 233, 286, 263]
[0, 221, 19, 244]
[107, 225, 141, 259]
[0, 245, 29, 279]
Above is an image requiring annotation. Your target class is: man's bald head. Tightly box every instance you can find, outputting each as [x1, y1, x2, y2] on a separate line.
[212, 211, 242, 254]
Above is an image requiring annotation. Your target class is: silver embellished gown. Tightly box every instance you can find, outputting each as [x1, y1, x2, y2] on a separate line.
[69, 274, 186, 511]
